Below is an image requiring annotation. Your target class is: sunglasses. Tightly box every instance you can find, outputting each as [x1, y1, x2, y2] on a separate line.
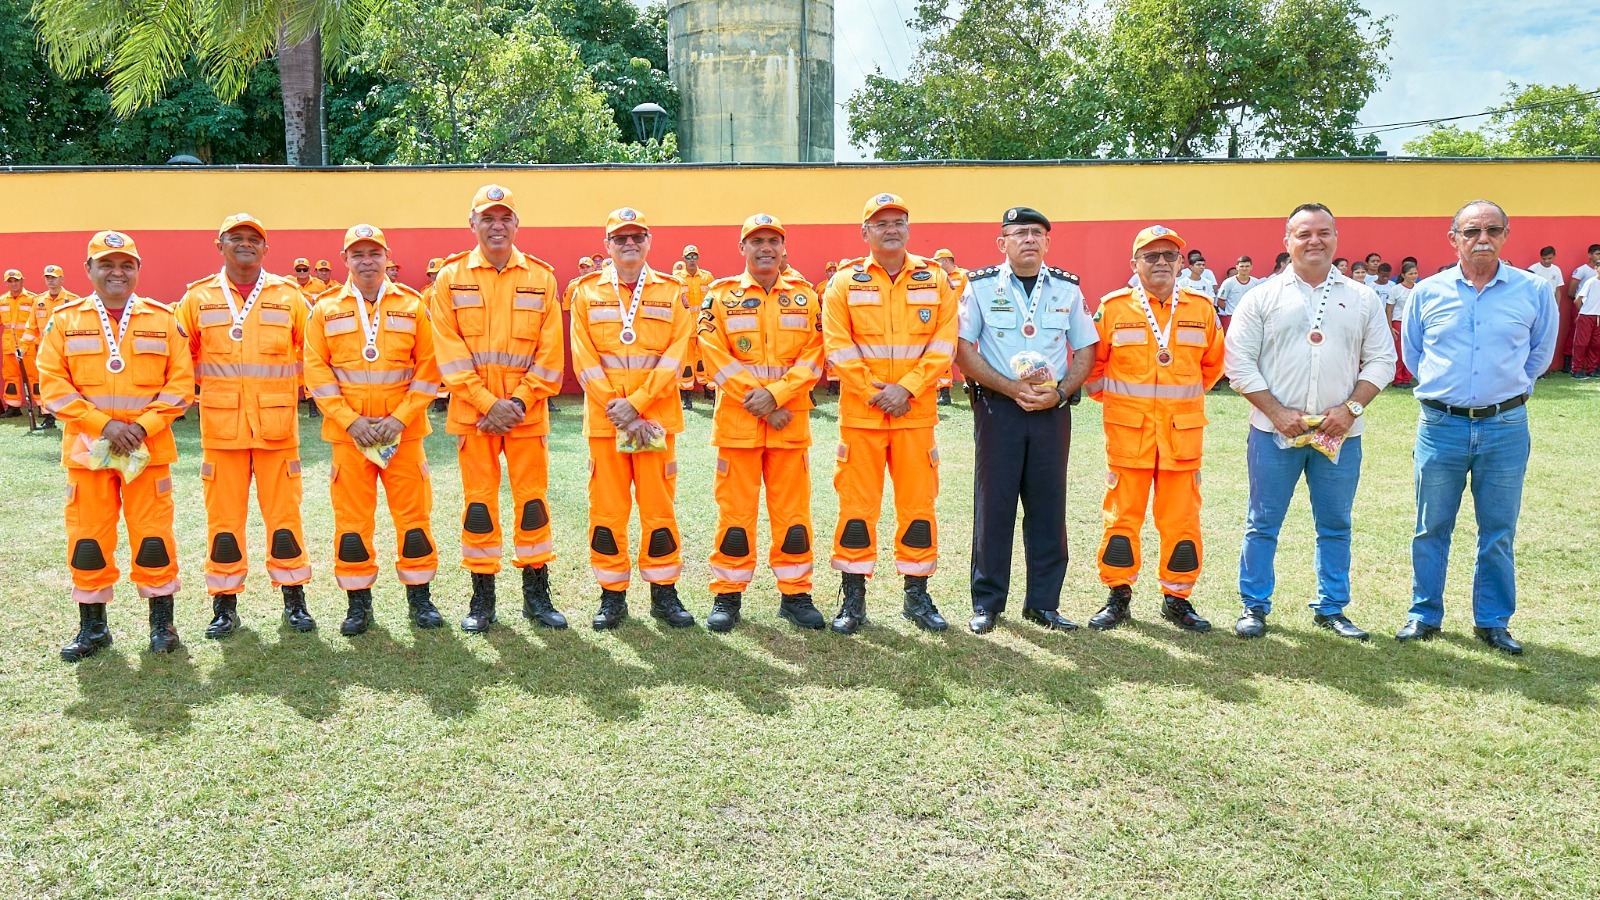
[295, 267, 309, 272]
[609, 233, 649, 246]
[1138, 251, 1184, 264]
[1455, 226, 1507, 240]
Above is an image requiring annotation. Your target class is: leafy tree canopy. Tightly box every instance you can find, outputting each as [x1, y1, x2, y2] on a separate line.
[1402, 83, 1600, 157]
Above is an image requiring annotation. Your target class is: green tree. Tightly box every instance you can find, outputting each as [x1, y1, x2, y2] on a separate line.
[849, 0, 1391, 160]
[532, 0, 679, 142]
[1404, 83, 1600, 157]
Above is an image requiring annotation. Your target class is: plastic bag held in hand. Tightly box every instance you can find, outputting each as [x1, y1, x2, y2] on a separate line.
[1009, 350, 1057, 390]
[361, 439, 401, 469]
[1272, 414, 1345, 463]
[73, 435, 151, 480]
[616, 419, 667, 454]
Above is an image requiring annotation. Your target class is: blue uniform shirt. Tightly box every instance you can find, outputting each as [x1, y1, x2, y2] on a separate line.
[1402, 262, 1558, 407]
[958, 263, 1099, 380]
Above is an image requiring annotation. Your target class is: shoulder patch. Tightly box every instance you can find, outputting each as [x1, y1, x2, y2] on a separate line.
[1047, 266, 1080, 284]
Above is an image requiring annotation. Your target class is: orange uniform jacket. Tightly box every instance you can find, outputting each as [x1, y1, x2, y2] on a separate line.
[1, 290, 33, 354]
[175, 274, 306, 450]
[569, 267, 694, 437]
[697, 270, 824, 448]
[37, 296, 194, 464]
[24, 290, 77, 345]
[429, 247, 565, 436]
[821, 254, 960, 429]
[304, 282, 440, 440]
[1086, 286, 1226, 470]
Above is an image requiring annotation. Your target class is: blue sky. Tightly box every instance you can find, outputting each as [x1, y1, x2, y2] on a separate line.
[829, 0, 1596, 160]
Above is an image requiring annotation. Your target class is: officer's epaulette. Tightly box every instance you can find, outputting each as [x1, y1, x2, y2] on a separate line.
[137, 297, 174, 313]
[264, 272, 300, 287]
[1047, 266, 1080, 284]
[707, 275, 742, 290]
[522, 253, 556, 275]
[53, 296, 90, 315]
[185, 274, 220, 291]
[1099, 286, 1134, 304]
[386, 281, 424, 299]
[575, 269, 607, 286]
[656, 269, 686, 287]
[967, 265, 1002, 280]
[441, 249, 472, 265]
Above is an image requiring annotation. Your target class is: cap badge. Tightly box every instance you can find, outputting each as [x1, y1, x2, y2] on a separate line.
[355, 225, 374, 238]
[104, 232, 126, 248]
[1151, 225, 1169, 236]
[486, 186, 505, 201]
[619, 208, 638, 221]
[755, 214, 772, 224]
[875, 193, 893, 204]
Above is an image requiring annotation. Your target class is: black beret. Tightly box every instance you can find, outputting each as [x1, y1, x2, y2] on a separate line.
[1002, 206, 1051, 231]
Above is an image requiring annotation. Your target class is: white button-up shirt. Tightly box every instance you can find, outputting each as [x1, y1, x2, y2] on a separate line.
[1224, 268, 1395, 437]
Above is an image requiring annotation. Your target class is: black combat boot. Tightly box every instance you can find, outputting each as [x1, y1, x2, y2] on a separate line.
[281, 585, 316, 632]
[831, 573, 869, 635]
[902, 575, 948, 632]
[706, 593, 742, 633]
[592, 588, 628, 630]
[340, 589, 374, 636]
[407, 583, 444, 628]
[461, 573, 497, 633]
[205, 593, 240, 639]
[148, 596, 181, 653]
[779, 592, 825, 630]
[937, 387, 952, 406]
[61, 602, 112, 662]
[1089, 585, 1133, 630]
[681, 389, 694, 410]
[649, 582, 696, 628]
[521, 566, 567, 629]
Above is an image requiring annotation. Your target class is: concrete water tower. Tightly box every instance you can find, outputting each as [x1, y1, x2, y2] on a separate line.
[666, 0, 834, 163]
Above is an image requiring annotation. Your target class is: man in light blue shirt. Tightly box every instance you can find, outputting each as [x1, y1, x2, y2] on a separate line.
[1398, 199, 1558, 654]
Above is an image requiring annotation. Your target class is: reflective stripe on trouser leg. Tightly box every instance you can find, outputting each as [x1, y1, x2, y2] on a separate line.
[506, 434, 554, 568]
[889, 427, 940, 576]
[832, 425, 886, 575]
[765, 446, 814, 592]
[125, 464, 180, 598]
[257, 447, 310, 586]
[1153, 467, 1203, 599]
[200, 448, 249, 594]
[635, 434, 681, 584]
[588, 437, 634, 590]
[330, 443, 380, 591]
[457, 432, 505, 574]
[65, 467, 122, 601]
[709, 448, 761, 594]
[381, 438, 438, 585]
[1099, 466, 1155, 588]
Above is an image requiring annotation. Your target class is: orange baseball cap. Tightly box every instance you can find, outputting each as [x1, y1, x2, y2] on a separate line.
[293, 257, 311, 268]
[387, 262, 401, 270]
[934, 248, 954, 260]
[605, 207, 648, 235]
[315, 259, 332, 269]
[426, 257, 444, 274]
[740, 213, 786, 241]
[472, 184, 516, 214]
[682, 244, 699, 256]
[4, 269, 21, 279]
[578, 256, 595, 266]
[342, 224, 388, 251]
[861, 192, 908, 223]
[1132, 224, 1186, 256]
[218, 212, 267, 240]
[87, 231, 141, 261]
[44, 265, 64, 277]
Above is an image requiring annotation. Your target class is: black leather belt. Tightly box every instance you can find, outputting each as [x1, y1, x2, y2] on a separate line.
[1420, 394, 1527, 419]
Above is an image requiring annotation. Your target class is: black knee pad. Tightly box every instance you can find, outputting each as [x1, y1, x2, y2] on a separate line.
[210, 532, 244, 565]
[70, 539, 107, 571]
[1167, 540, 1200, 574]
[338, 532, 371, 564]
[781, 525, 810, 555]
[901, 519, 933, 550]
[718, 527, 750, 558]
[463, 502, 494, 535]
[270, 528, 302, 560]
[401, 528, 434, 559]
[840, 519, 872, 550]
[591, 526, 620, 556]
[134, 537, 170, 569]
[647, 527, 678, 558]
[1101, 535, 1135, 568]
[519, 499, 549, 532]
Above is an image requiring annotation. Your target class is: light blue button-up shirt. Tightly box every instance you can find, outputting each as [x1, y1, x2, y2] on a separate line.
[958, 264, 1098, 380]
[1402, 262, 1557, 407]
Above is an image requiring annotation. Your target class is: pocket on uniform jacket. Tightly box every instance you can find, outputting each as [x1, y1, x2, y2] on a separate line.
[200, 390, 241, 443]
[1169, 410, 1208, 460]
[258, 392, 298, 442]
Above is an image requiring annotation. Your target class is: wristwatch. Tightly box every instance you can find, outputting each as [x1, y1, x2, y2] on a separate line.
[1345, 400, 1365, 417]
[1056, 387, 1070, 408]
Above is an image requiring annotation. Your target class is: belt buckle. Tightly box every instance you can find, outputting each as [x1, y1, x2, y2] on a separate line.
[1468, 403, 1493, 419]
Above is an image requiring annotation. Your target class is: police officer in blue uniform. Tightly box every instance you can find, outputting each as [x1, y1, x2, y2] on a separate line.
[956, 207, 1099, 634]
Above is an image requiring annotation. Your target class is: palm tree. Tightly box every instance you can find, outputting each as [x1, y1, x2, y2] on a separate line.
[30, 0, 379, 165]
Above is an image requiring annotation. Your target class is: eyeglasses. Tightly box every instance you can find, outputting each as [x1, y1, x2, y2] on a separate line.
[1001, 228, 1047, 241]
[1138, 251, 1183, 264]
[294, 267, 309, 272]
[608, 233, 649, 246]
[1454, 225, 1508, 240]
[866, 219, 908, 232]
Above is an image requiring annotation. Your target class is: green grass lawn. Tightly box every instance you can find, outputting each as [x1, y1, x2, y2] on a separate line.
[2, 378, 1598, 898]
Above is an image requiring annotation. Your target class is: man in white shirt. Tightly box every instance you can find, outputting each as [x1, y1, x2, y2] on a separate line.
[1528, 245, 1564, 297]
[1215, 255, 1260, 332]
[1573, 273, 1600, 378]
[1174, 250, 1218, 302]
[1567, 244, 1600, 373]
[1224, 202, 1396, 641]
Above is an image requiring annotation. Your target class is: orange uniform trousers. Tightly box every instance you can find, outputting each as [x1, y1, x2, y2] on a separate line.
[330, 439, 437, 590]
[458, 432, 553, 574]
[710, 447, 814, 595]
[199, 447, 309, 595]
[832, 426, 940, 577]
[588, 435, 680, 590]
[65, 465, 180, 603]
[2, 351, 29, 409]
[1098, 466, 1203, 599]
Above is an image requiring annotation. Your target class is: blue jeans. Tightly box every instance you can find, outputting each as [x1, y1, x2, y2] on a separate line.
[1409, 404, 1531, 628]
[1238, 427, 1363, 615]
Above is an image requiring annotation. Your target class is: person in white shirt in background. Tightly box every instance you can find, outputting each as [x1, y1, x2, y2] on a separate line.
[1566, 244, 1600, 374]
[1175, 250, 1219, 300]
[1370, 263, 1394, 306]
[1216, 254, 1261, 333]
[1526, 246, 1566, 373]
[1350, 261, 1368, 283]
[1572, 271, 1600, 379]
[1386, 262, 1418, 387]
[1363, 252, 1382, 286]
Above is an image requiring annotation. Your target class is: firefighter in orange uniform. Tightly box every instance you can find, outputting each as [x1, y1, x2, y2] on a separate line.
[933, 248, 965, 405]
[569, 207, 696, 629]
[816, 261, 838, 296]
[562, 257, 595, 311]
[291, 257, 327, 299]
[421, 257, 449, 412]
[696, 214, 827, 632]
[821, 193, 960, 634]
[1085, 225, 1225, 633]
[2, 268, 35, 416]
[315, 259, 334, 286]
[174, 213, 314, 638]
[679, 244, 715, 410]
[40, 231, 193, 661]
[23, 265, 79, 428]
[822, 258, 852, 396]
[430, 185, 568, 633]
[305, 224, 445, 635]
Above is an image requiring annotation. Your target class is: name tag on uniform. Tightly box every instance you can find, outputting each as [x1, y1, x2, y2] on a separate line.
[907, 289, 939, 304]
[847, 288, 881, 305]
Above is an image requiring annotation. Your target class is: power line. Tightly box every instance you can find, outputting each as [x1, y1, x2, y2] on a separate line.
[1356, 89, 1600, 136]
[864, 2, 903, 78]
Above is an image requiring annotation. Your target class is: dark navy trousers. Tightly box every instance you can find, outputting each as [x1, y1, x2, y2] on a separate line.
[969, 386, 1073, 613]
